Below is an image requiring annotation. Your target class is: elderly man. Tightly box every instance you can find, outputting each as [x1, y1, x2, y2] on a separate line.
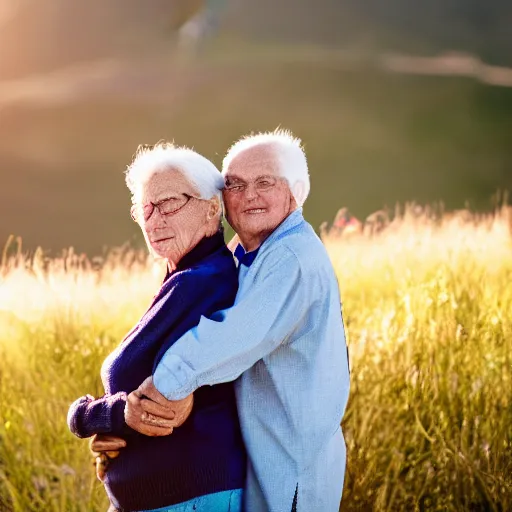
[132, 130, 351, 511]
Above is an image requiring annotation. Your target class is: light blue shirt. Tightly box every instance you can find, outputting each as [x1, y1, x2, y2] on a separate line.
[154, 209, 350, 512]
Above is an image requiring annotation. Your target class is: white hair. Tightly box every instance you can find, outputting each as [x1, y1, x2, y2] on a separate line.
[222, 129, 310, 206]
[125, 142, 224, 204]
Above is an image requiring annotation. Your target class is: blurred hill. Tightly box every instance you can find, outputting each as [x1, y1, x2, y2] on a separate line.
[1, 58, 511, 255]
[1, 0, 512, 80]
[0, 1, 511, 255]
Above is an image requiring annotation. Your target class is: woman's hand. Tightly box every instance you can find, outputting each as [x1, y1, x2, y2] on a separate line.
[89, 434, 126, 481]
[90, 433, 127, 455]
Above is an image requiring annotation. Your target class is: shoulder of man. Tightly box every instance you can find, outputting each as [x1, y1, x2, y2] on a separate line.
[268, 218, 331, 264]
[255, 220, 333, 280]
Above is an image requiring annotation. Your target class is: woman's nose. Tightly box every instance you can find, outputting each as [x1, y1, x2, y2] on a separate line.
[144, 209, 167, 229]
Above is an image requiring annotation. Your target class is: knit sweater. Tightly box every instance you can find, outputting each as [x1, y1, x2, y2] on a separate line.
[67, 233, 246, 512]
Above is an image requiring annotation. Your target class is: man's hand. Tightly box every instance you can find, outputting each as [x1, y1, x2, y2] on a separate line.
[138, 376, 194, 429]
[125, 386, 176, 436]
[89, 434, 126, 482]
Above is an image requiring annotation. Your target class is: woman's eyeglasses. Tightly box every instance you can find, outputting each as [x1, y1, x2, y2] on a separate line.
[131, 194, 193, 222]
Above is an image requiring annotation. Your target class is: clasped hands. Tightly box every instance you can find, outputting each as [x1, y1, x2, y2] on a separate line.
[90, 377, 193, 481]
[126, 376, 194, 436]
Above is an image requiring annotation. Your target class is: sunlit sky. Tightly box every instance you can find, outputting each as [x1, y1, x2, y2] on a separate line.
[0, 0, 18, 27]
[1, 1, 511, 255]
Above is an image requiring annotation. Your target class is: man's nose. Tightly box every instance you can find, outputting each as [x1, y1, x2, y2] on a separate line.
[244, 183, 260, 201]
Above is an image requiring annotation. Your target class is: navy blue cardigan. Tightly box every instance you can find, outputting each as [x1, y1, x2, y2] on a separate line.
[67, 233, 246, 511]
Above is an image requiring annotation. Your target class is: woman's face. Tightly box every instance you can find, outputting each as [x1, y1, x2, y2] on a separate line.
[134, 169, 213, 264]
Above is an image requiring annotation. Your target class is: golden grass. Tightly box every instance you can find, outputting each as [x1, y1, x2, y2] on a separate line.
[325, 205, 512, 511]
[0, 206, 511, 511]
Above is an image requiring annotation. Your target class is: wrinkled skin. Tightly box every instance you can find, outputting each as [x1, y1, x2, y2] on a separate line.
[223, 144, 297, 251]
[138, 376, 194, 428]
[125, 387, 176, 437]
[135, 169, 221, 269]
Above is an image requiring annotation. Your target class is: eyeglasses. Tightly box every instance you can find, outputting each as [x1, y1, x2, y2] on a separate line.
[224, 175, 282, 194]
[130, 194, 193, 222]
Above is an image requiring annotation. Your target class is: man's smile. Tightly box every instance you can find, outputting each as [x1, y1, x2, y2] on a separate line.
[243, 208, 267, 214]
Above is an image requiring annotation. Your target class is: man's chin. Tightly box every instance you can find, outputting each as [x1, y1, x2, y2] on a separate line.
[238, 220, 274, 238]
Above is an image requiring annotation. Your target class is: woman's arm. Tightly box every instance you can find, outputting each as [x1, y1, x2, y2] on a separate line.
[67, 392, 128, 439]
[69, 257, 237, 438]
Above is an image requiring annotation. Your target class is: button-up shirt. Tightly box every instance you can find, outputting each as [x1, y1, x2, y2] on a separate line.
[154, 209, 350, 512]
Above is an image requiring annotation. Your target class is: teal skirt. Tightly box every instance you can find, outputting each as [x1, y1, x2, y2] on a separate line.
[140, 489, 243, 512]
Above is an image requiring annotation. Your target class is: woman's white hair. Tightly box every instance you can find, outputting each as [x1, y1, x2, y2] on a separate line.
[222, 129, 310, 206]
[125, 142, 224, 204]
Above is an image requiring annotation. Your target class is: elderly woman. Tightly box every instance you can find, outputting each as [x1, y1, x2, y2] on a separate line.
[67, 143, 246, 512]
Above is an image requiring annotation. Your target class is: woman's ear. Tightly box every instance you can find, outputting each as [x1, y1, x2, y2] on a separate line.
[207, 197, 221, 220]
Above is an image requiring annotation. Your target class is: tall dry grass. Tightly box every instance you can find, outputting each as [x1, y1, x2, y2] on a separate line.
[325, 205, 512, 511]
[0, 206, 511, 511]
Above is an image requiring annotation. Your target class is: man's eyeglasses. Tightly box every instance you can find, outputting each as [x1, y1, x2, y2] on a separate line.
[130, 194, 193, 222]
[224, 176, 282, 194]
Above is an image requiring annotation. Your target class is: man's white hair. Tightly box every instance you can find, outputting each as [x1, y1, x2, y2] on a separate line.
[222, 129, 310, 206]
[125, 142, 224, 204]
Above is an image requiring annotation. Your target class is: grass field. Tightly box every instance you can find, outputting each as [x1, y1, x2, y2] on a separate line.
[0, 206, 511, 511]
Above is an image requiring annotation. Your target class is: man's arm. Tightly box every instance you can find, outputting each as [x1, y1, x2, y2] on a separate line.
[68, 266, 230, 438]
[153, 249, 306, 400]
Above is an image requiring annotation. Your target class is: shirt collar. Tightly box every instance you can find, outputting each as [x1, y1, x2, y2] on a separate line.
[234, 244, 260, 268]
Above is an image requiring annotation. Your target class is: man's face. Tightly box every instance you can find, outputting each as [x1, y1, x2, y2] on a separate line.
[135, 169, 210, 262]
[222, 144, 295, 247]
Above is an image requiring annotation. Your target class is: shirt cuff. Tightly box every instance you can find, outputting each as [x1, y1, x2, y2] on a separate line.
[153, 354, 198, 400]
